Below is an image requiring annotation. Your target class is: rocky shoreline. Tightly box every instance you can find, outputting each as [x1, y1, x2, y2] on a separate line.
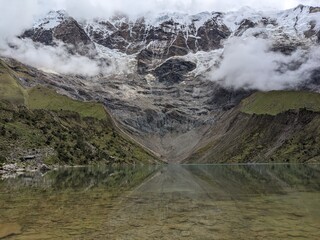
[0, 162, 52, 179]
[0, 147, 56, 178]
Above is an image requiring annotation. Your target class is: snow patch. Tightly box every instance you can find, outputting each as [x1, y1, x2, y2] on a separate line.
[33, 10, 69, 30]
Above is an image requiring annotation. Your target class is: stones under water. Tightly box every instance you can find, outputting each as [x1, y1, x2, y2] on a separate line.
[0, 164, 319, 239]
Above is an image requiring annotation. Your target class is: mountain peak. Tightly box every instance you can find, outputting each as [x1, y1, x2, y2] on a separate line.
[33, 10, 70, 30]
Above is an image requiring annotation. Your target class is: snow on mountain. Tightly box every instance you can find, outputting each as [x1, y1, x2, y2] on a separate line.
[18, 4, 320, 79]
[7, 5, 320, 159]
[33, 10, 69, 30]
[27, 5, 320, 52]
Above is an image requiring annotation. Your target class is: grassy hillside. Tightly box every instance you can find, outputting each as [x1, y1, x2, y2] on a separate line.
[186, 109, 320, 164]
[0, 61, 27, 105]
[0, 59, 159, 166]
[27, 87, 108, 120]
[241, 91, 320, 115]
[185, 91, 320, 164]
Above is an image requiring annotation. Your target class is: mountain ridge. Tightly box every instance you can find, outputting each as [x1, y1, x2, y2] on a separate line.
[2, 4, 320, 163]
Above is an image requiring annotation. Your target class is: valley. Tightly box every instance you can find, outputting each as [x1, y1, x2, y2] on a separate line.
[1, 5, 320, 165]
[1, 2, 320, 239]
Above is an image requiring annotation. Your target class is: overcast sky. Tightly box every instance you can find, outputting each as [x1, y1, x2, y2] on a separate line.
[37, 0, 320, 18]
[1, 0, 318, 41]
[3, 0, 320, 20]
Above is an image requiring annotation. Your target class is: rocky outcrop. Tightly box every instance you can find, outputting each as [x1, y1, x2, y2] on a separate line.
[196, 18, 231, 51]
[53, 18, 96, 55]
[205, 87, 253, 110]
[271, 43, 300, 55]
[86, 16, 147, 54]
[310, 7, 320, 13]
[137, 49, 160, 74]
[235, 19, 257, 36]
[21, 11, 95, 56]
[85, 13, 231, 57]
[153, 59, 196, 84]
[22, 29, 54, 45]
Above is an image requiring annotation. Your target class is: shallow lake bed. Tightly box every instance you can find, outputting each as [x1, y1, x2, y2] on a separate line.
[0, 164, 319, 239]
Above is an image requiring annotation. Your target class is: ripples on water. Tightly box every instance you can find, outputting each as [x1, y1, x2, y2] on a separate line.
[0, 164, 319, 239]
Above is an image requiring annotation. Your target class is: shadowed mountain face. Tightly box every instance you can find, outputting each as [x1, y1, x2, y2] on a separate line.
[7, 5, 320, 162]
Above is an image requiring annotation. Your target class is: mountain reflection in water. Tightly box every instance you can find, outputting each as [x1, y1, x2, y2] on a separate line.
[0, 164, 319, 239]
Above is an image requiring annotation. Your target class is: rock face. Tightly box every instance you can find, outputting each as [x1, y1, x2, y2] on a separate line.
[154, 59, 196, 84]
[235, 19, 257, 36]
[53, 18, 95, 55]
[14, 5, 320, 161]
[22, 11, 96, 56]
[85, 12, 231, 56]
[22, 6, 320, 72]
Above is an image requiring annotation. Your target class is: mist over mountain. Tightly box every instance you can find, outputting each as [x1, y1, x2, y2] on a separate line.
[2, 3, 320, 239]
[1, 1, 320, 163]
[1, 4, 320, 90]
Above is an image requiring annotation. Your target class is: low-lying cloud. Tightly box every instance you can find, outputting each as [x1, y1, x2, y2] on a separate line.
[1, 38, 133, 76]
[0, 0, 319, 78]
[3, 39, 102, 76]
[209, 37, 320, 91]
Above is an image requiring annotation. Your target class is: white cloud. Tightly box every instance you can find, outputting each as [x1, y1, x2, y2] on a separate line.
[0, 0, 319, 77]
[2, 38, 102, 76]
[209, 37, 320, 91]
[36, 0, 320, 20]
[1, 38, 135, 76]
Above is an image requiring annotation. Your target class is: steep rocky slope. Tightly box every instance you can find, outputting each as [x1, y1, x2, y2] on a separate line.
[21, 10, 96, 56]
[3, 5, 320, 162]
[24, 6, 320, 65]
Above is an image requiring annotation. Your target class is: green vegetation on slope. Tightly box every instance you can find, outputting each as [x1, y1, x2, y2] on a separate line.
[241, 91, 320, 115]
[0, 59, 158, 166]
[0, 105, 157, 165]
[186, 90, 320, 164]
[0, 61, 27, 105]
[27, 87, 108, 120]
[186, 109, 320, 164]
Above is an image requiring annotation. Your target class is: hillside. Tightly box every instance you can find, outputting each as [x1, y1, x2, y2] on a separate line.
[241, 91, 320, 115]
[184, 91, 320, 163]
[8, 5, 319, 162]
[2, 5, 320, 164]
[0, 59, 159, 168]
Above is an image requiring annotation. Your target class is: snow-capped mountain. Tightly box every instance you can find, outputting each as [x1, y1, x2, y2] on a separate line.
[21, 5, 320, 76]
[12, 5, 320, 161]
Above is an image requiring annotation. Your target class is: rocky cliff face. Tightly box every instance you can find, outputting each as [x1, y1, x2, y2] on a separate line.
[22, 11, 96, 56]
[23, 6, 320, 69]
[13, 5, 320, 161]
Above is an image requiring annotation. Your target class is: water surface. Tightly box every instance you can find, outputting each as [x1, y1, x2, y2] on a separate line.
[0, 164, 319, 239]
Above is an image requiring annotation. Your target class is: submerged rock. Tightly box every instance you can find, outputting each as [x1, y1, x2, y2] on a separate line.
[21, 155, 36, 161]
[2, 164, 18, 172]
[0, 223, 22, 239]
[39, 164, 51, 173]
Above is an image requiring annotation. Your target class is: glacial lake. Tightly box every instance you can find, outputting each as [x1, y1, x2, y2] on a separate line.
[0, 164, 319, 239]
